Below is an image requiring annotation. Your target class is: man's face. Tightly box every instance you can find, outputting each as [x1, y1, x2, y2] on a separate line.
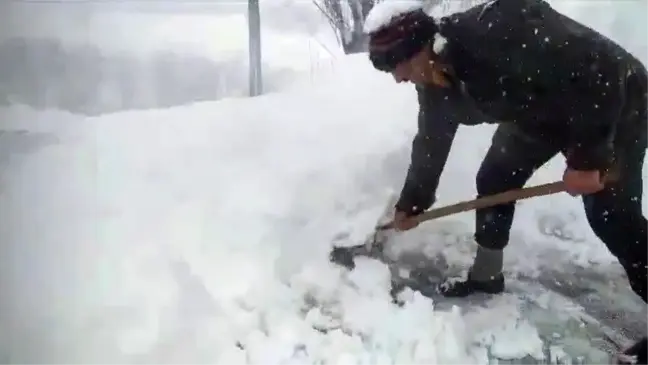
[390, 48, 431, 85]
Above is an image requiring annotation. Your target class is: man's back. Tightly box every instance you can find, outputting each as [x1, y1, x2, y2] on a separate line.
[438, 0, 636, 127]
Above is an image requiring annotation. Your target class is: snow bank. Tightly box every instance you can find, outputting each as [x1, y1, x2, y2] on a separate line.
[0, 54, 568, 362]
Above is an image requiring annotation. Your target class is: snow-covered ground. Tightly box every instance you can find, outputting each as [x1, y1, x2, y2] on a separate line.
[0, 0, 645, 363]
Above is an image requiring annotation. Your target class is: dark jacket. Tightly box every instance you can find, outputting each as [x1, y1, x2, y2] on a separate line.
[396, 0, 647, 216]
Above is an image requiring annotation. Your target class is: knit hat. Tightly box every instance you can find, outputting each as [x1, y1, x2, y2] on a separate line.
[367, 9, 439, 72]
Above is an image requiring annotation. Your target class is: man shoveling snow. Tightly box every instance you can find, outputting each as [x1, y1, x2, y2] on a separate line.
[364, 0, 647, 362]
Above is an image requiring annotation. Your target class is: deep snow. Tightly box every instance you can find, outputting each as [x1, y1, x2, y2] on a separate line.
[1, 54, 645, 363]
[0, 0, 646, 363]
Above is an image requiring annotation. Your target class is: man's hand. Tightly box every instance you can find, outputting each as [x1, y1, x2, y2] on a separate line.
[392, 211, 420, 231]
[562, 169, 605, 196]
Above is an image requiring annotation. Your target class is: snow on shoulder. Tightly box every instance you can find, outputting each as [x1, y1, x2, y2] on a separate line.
[363, 0, 424, 33]
[433, 32, 448, 54]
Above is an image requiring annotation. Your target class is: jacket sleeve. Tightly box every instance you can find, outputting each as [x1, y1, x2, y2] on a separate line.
[564, 53, 626, 172]
[395, 85, 461, 216]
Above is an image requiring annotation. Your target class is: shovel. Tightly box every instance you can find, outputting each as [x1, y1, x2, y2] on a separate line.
[329, 180, 566, 269]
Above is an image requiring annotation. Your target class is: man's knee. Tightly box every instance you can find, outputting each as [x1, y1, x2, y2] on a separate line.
[476, 125, 555, 197]
[475, 166, 517, 250]
[474, 146, 518, 250]
[476, 163, 508, 197]
[583, 190, 645, 235]
[475, 145, 518, 197]
[474, 126, 557, 251]
[583, 191, 647, 258]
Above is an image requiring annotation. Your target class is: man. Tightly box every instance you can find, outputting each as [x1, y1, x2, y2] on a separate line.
[366, 0, 647, 362]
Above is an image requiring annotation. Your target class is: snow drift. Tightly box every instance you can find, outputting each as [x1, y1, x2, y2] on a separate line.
[1, 52, 642, 363]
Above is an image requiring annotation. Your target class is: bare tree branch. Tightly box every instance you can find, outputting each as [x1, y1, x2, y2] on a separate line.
[311, 0, 343, 46]
[313, 0, 376, 54]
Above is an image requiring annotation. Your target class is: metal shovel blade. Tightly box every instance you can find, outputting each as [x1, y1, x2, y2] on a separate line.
[329, 226, 392, 269]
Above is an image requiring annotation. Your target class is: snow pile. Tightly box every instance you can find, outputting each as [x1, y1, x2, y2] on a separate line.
[0, 54, 578, 362]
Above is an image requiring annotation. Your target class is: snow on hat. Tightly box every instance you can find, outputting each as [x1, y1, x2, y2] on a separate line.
[366, 4, 439, 72]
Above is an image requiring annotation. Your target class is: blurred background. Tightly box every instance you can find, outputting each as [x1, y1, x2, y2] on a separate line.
[0, 0, 644, 115]
[0, 0, 342, 115]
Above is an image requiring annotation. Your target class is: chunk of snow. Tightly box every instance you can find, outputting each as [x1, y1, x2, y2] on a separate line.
[433, 32, 447, 54]
[363, 0, 424, 34]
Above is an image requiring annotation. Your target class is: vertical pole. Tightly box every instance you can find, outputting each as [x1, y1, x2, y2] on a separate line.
[248, 0, 262, 96]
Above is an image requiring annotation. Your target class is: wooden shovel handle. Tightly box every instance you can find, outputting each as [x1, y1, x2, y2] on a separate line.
[379, 181, 565, 230]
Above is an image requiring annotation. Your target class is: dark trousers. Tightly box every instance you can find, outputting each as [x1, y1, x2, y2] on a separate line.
[475, 123, 647, 302]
